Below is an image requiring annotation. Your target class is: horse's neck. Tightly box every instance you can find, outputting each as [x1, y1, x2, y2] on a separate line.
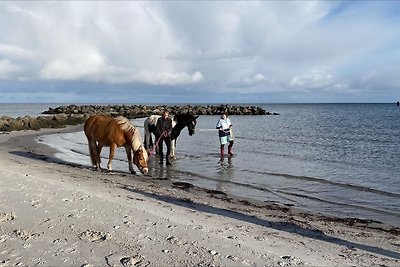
[171, 122, 185, 140]
[130, 132, 142, 151]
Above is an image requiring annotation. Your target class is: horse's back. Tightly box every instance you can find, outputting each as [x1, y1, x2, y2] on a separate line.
[145, 115, 160, 127]
[144, 115, 160, 134]
[84, 115, 117, 143]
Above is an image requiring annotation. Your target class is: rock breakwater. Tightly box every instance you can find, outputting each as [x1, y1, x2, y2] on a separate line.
[0, 114, 87, 132]
[43, 104, 275, 116]
[1, 104, 277, 132]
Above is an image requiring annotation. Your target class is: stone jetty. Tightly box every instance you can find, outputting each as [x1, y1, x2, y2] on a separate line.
[1, 104, 277, 132]
[0, 114, 87, 132]
[43, 104, 276, 116]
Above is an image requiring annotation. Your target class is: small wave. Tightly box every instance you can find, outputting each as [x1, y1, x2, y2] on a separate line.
[245, 170, 400, 198]
[70, 149, 89, 156]
[277, 190, 400, 217]
[164, 167, 294, 202]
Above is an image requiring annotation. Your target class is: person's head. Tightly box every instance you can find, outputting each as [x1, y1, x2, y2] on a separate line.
[162, 110, 169, 119]
[220, 111, 227, 119]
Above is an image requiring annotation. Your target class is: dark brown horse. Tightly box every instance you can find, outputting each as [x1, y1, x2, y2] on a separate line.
[144, 113, 199, 159]
[84, 115, 148, 174]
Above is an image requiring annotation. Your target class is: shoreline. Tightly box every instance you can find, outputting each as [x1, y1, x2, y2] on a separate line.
[0, 126, 399, 266]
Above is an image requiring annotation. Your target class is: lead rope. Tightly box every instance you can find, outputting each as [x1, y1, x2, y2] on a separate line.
[147, 130, 168, 161]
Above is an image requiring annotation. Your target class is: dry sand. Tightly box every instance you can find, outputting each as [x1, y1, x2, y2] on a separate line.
[0, 126, 399, 266]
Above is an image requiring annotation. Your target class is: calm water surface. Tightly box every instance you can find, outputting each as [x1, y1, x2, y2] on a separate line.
[0, 103, 59, 118]
[3, 103, 399, 227]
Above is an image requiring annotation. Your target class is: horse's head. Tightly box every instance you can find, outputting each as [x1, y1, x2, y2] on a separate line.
[186, 115, 199, 136]
[133, 145, 149, 175]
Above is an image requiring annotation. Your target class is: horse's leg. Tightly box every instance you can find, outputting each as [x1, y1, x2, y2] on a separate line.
[144, 131, 149, 150]
[171, 139, 176, 160]
[149, 125, 156, 152]
[154, 134, 159, 155]
[95, 144, 103, 171]
[157, 136, 164, 164]
[125, 146, 135, 174]
[166, 137, 172, 166]
[149, 134, 154, 149]
[107, 143, 116, 172]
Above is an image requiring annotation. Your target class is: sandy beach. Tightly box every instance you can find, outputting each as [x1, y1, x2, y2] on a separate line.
[0, 126, 399, 266]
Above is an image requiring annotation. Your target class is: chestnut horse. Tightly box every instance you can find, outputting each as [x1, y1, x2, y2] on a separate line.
[144, 113, 199, 159]
[84, 115, 148, 174]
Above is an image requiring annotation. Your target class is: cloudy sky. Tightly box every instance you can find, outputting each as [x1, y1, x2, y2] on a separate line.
[0, 1, 399, 103]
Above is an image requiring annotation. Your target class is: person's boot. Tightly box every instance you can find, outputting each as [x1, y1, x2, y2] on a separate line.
[220, 146, 224, 157]
[166, 155, 172, 166]
[228, 145, 233, 156]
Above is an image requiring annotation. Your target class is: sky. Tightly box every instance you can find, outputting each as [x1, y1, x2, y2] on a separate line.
[0, 1, 399, 104]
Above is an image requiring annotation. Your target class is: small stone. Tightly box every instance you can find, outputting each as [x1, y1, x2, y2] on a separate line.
[209, 250, 218, 255]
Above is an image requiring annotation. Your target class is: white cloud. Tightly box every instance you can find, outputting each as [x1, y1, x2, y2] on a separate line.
[0, 43, 38, 61]
[0, 59, 23, 79]
[40, 51, 106, 80]
[1, 2, 201, 86]
[40, 55, 203, 86]
[0, 1, 399, 102]
[131, 70, 203, 85]
[289, 70, 335, 90]
[232, 73, 267, 88]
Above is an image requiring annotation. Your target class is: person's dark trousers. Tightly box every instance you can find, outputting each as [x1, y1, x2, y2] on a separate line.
[158, 137, 172, 165]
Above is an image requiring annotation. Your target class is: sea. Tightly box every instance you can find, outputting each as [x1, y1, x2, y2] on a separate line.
[2, 103, 400, 227]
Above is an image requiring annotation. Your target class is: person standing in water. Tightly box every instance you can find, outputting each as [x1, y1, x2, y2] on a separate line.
[156, 110, 173, 165]
[216, 111, 234, 157]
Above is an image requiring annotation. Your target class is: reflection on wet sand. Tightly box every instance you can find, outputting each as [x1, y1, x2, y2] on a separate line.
[216, 156, 234, 192]
[149, 155, 175, 180]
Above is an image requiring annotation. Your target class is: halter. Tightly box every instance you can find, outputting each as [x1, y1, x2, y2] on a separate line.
[134, 145, 149, 172]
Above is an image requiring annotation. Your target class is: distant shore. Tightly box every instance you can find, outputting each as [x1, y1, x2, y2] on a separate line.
[0, 126, 399, 266]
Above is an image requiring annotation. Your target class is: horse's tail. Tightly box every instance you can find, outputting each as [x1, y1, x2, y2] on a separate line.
[87, 139, 99, 165]
[84, 117, 97, 166]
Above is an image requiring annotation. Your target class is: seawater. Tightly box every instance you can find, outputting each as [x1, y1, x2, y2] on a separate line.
[0, 103, 61, 118]
[4, 103, 400, 227]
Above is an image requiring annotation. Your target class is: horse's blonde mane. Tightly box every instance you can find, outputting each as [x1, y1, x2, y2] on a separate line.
[115, 116, 144, 152]
[115, 116, 135, 134]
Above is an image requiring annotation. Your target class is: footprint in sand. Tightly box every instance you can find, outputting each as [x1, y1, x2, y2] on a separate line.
[78, 230, 111, 243]
[13, 229, 40, 241]
[0, 213, 15, 222]
[30, 200, 41, 208]
[105, 254, 150, 267]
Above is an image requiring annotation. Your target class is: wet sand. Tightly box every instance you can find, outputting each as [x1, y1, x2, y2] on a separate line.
[0, 126, 399, 266]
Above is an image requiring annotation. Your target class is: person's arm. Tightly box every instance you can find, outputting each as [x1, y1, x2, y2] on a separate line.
[156, 118, 162, 135]
[216, 119, 222, 129]
[166, 118, 173, 136]
[216, 119, 227, 136]
[168, 118, 173, 130]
